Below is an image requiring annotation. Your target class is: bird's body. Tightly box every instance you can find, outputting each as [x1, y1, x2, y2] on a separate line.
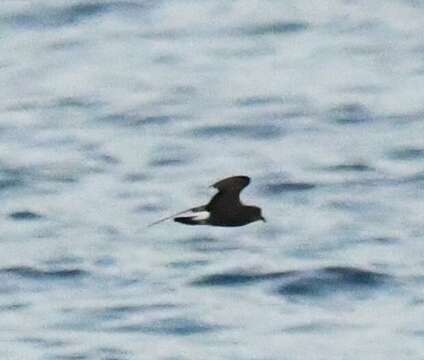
[149, 176, 265, 227]
[174, 204, 262, 227]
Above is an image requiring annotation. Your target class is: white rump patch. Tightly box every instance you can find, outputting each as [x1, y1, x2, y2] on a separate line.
[148, 207, 211, 227]
[177, 210, 210, 221]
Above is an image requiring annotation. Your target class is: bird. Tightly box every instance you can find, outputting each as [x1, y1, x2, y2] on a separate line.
[148, 175, 265, 227]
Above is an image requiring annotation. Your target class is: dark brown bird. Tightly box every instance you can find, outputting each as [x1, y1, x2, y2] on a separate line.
[148, 176, 265, 227]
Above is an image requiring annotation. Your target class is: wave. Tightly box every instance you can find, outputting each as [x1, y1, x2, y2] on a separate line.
[191, 266, 392, 298]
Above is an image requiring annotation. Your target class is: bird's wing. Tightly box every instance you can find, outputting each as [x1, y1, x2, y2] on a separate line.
[206, 176, 250, 211]
[210, 175, 250, 192]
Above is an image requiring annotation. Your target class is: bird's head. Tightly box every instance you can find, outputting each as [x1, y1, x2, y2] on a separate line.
[250, 206, 266, 223]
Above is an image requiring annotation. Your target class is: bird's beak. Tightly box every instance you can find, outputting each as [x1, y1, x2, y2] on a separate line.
[260, 216, 266, 222]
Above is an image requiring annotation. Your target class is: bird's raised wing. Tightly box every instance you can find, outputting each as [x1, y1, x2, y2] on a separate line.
[206, 176, 250, 211]
[211, 175, 250, 192]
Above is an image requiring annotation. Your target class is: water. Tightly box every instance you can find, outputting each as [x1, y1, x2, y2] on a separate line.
[1, 1, 424, 359]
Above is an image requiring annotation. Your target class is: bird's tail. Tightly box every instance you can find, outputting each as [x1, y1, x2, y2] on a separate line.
[147, 206, 206, 227]
[174, 217, 203, 225]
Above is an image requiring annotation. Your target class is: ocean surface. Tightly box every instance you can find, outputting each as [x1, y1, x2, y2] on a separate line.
[1, 1, 424, 359]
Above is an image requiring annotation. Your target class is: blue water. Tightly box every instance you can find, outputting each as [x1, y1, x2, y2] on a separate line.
[1, 1, 424, 359]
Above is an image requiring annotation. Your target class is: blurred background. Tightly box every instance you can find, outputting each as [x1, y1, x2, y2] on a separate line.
[1, 0, 424, 359]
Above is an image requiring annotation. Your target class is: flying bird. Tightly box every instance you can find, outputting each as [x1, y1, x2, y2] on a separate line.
[148, 175, 265, 227]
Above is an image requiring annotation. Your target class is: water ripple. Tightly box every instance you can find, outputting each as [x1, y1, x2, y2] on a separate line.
[277, 266, 391, 298]
[0, 303, 29, 311]
[0, 177, 23, 192]
[388, 147, 424, 161]
[0, 167, 26, 193]
[263, 181, 317, 194]
[192, 266, 392, 299]
[191, 270, 296, 287]
[325, 163, 374, 172]
[330, 103, 373, 124]
[58, 303, 178, 329]
[112, 317, 219, 335]
[282, 321, 363, 333]
[235, 96, 284, 107]
[18, 336, 66, 348]
[10, 3, 107, 28]
[192, 124, 283, 139]
[8, 2, 147, 29]
[149, 156, 188, 168]
[8, 210, 43, 221]
[241, 21, 310, 36]
[47, 354, 89, 360]
[99, 113, 173, 127]
[1, 266, 88, 280]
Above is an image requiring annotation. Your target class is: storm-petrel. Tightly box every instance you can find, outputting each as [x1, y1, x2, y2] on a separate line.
[148, 175, 265, 227]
